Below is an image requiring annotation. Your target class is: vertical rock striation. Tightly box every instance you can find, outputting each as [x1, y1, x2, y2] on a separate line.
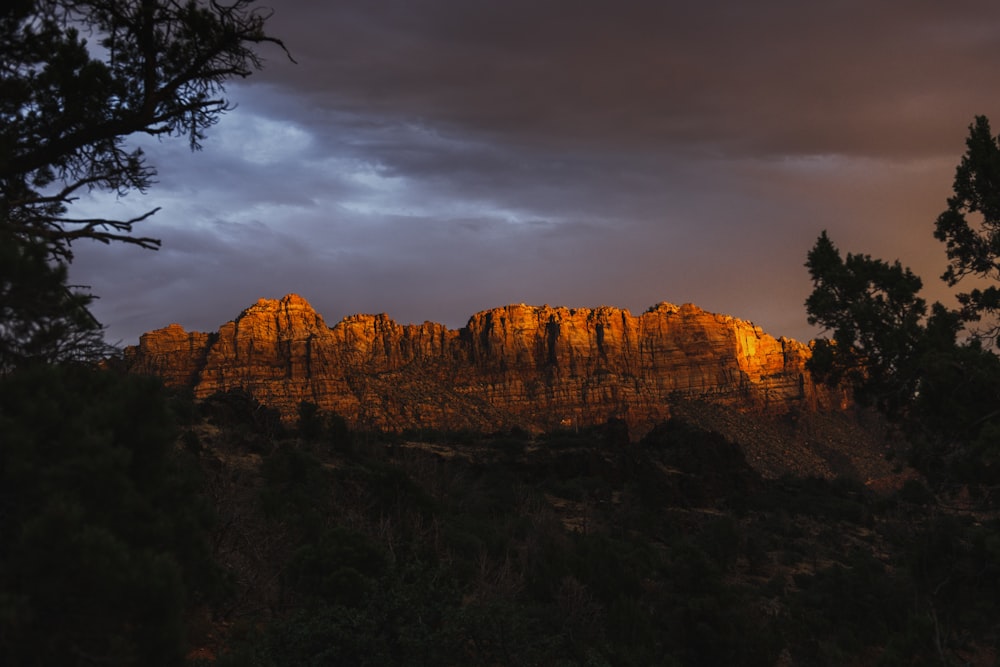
[125, 294, 845, 436]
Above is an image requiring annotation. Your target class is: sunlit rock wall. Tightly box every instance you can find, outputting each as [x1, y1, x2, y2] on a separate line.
[125, 294, 846, 436]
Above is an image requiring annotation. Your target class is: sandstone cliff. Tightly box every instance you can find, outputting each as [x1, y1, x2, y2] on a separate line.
[125, 294, 846, 436]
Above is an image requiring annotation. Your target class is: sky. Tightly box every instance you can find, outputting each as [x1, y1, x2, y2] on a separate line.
[69, 0, 1000, 346]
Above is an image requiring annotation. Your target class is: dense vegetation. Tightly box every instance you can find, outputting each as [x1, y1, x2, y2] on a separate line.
[89, 393, 1000, 665]
[0, 367, 222, 665]
[5, 345, 997, 665]
[4, 373, 999, 665]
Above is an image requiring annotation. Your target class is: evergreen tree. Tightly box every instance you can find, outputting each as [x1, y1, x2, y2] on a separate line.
[0, 230, 108, 372]
[0, 3, 285, 662]
[934, 115, 1000, 340]
[805, 116, 1000, 488]
[804, 230, 930, 417]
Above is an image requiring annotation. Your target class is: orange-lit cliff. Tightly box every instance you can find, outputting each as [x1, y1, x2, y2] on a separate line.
[124, 294, 846, 436]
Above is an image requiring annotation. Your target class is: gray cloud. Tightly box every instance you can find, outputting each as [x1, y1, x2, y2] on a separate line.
[68, 0, 1000, 345]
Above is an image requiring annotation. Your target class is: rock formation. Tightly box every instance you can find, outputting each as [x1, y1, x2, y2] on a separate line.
[125, 294, 847, 436]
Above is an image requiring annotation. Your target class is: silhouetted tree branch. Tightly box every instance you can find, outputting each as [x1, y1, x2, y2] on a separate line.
[0, 0, 292, 261]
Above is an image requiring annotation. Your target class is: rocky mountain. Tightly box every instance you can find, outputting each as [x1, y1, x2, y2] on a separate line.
[124, 294, 847, 437]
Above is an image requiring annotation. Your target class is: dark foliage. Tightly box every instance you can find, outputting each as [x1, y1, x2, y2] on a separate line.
[0, 366, 220, 666]
[198, 388, 284, 447]
[805, 117, 1000, 497]
[168, 408, 1000, 667]
[0, 3, 285, 664]
[796, 116, 1000, 662]
[935, 115, 1000, 337]
[0, 229, 110, 371]
[804, 230, 930, 416]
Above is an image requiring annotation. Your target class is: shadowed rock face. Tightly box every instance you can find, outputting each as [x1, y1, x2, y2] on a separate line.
[125, 294, 847, 436]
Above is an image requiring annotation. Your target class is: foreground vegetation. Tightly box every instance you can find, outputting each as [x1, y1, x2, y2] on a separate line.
[191, 394, 1000, 666]
[6, 371, 997, 666]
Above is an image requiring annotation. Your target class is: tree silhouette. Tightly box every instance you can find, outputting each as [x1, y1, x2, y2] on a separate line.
[934, 115, 1000, 341]
[805, 116, 1000, 489]
[0, 0, 288, 369]
[0, 3, 285, 663]
[1, 0, 290, 263]
[804, 230, 930, 416]
[0, 229, 109, 372]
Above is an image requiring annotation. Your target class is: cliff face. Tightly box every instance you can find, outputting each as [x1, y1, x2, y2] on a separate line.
[125, 294, 846, 436]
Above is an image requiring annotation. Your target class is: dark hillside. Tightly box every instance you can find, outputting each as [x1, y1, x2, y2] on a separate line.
[176, 391, 998, 666]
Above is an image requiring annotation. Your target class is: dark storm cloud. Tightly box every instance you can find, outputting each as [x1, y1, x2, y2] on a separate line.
[69, 0, 1000, 345]
[257, 0, 1000, 158]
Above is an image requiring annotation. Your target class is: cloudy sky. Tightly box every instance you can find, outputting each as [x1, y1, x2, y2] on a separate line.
[69, 0, 1000, 345]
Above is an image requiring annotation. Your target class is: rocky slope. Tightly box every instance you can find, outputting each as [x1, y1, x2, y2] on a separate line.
[124, 294, 847, 436]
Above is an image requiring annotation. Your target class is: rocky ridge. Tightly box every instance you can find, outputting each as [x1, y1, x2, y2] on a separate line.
[125, 294, 847, 437]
